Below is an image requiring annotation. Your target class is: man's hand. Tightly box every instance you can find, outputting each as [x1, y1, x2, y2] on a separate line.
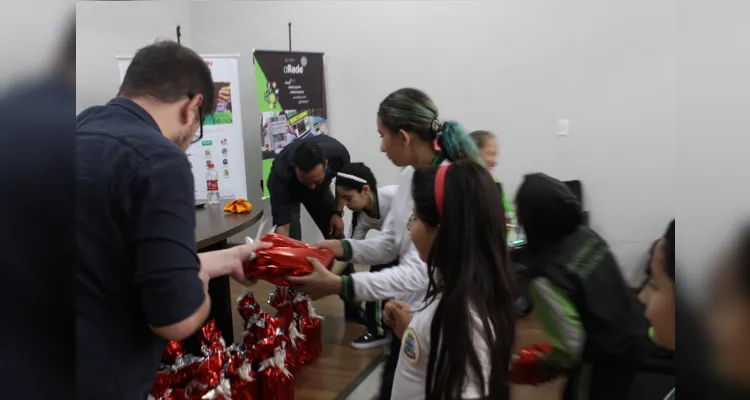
[198, 241, 272, 285]
[229, 241, 272, 285]
[275, 224, 290, 238]
[285, 257, 342, 300]
[384, 300, 412, 338]
[315, 239, 345, 259]
[329, 214, 344, 237]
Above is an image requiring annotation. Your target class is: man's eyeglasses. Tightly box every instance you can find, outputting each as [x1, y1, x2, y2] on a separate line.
[189, 93, 204, 144]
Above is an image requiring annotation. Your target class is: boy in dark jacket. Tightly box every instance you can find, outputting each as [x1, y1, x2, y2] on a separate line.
[515, 173, 646, 400]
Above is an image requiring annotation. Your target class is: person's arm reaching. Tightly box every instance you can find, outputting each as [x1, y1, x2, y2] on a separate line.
[131, 151, 270, 341]
[343, 241, 428, 302]
[289, 241, 428, 304]
[338, 204, 398, 265]
[528, 277, 585, 374]
[268, 174, 293, 238]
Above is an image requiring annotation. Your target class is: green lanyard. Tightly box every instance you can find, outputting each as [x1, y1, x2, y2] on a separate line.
[430, 152, 445, 166]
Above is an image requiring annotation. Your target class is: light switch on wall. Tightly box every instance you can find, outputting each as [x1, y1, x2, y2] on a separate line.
[557, 118, 571, 136]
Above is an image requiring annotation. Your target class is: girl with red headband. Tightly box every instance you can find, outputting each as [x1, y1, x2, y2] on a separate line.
[383, 161, 516, 399]
[288, 88, 482, 400]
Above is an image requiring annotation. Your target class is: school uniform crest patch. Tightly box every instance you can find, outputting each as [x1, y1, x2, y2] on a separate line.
[402, 327, 421, 365]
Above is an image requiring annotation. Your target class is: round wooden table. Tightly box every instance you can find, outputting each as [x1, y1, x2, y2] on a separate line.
[189, 200, 264, 349]
[195, 201, 265, 250]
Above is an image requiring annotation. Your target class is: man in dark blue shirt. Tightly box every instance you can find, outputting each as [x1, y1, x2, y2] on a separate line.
[76, 41, 268, 400]
[267, 135, 350, 239]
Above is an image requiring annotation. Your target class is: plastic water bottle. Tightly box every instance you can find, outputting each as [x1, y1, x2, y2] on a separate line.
[206, 163, 220, 204]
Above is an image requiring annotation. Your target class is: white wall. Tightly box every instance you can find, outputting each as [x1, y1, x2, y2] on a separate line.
[76, 0, 192, 113]
[188, 0, 676, 284]
[76, 0, 680, 286]
[675, 0, 750, 302]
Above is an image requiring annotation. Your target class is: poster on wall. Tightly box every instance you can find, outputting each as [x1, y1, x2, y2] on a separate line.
[253, 50, 327, 198]
[116, 54, 248, 201]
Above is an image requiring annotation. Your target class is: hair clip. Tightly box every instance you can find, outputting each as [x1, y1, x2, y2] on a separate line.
[431, 117, 445, 136]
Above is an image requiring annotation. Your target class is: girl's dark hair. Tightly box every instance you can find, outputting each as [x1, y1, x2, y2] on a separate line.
[411, 160, 516, 400]
[335, 162, 377, 192]
[378, 88, 482, 165]
[470, 130, 495, 149]
[662, 219, 675, 282]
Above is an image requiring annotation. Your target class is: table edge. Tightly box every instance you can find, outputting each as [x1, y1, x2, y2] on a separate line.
[196, 209, 265, 250]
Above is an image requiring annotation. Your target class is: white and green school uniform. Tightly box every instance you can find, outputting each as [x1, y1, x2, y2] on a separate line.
[339, 156, 447, 312]
[391, 296, 492, 399]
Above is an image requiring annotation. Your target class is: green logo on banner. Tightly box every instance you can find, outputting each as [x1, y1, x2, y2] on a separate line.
[202, 140, 213, 146]
[254, 55, 283, 112]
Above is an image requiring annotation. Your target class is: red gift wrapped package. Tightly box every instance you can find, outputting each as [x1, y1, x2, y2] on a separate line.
[149, 368, 175, 400]
[256, 336, 294, 400]
[292, 294, 322, 365]
[163, 340, 186, 365]
[285, 323, 306, 373]
[243, 233, 335, 287]
[237, 291, 261, 323]
[244, 313, 285, 348]
[229, 356, 259, 400]
[172, 354, 203, 388]
[510, 343, 554, 385]
[257, 232, 310, 248]
[269, 290, 295, 331]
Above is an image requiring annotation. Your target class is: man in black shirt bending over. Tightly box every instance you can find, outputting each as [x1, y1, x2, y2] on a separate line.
[267, 135, 365, 322]
[76, 41, 268, 400]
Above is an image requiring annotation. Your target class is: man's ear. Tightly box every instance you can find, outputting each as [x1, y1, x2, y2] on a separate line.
[324, 159, 329, 169]
[185, 94, 203, 124]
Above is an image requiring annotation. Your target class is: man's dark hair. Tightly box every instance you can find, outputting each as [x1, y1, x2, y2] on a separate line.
[118, 41, 216, 115]
[293, 140, 326, 172]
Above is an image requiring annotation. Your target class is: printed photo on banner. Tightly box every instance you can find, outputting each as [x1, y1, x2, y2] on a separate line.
[204, 82, 233, 125]
[253, 50, 327, 198]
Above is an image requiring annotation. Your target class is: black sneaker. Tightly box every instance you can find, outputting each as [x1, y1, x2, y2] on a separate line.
[344, 308, 369, 326]
[350, 331, 390, 349]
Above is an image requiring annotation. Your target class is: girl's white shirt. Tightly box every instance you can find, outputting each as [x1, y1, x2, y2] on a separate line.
[347, 160, 449, 310]
[391, 295, 492, 399]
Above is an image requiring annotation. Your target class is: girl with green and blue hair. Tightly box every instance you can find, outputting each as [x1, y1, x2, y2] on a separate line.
[289, 88, 483, 400]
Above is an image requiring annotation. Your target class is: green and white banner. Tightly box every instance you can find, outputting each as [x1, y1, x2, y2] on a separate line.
[253, 50, 328, 198]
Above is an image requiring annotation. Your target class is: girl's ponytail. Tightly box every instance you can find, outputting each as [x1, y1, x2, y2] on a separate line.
[436, 120, 483, 166]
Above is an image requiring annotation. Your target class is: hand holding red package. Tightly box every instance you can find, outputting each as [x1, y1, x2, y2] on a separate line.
[243, 233, 335, 287]
[510, 343, 554, 385]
